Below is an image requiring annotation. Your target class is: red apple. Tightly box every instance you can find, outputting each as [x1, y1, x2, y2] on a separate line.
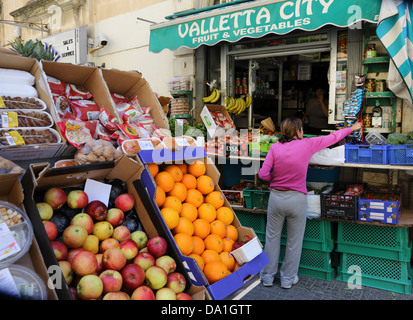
[114, 193, 135, 212]
[133, 252, 155, 271]
[70, 213, 94, 234]
[62, 225, 88, 249]
[145, 266, 167, 290]
[121, 263, 145, 291]
[131, 285, 155, 300]
[112, 225, 130, 242]
[67, 248, 87, 264]
[119, 239, 139, 260]
[95, 253, 104, 274]
[76, 274, 103, 300]
[156, 287, 176, 300]
[156, 255, 176, 275]
[36, 202, 53, 220]
[130, 230, 148, 250]
[43, 220, 58, 241]
[176, 292, 192, 300]
[99, 269, 123, 293]
[102, 248, 127, 271]
[166, 272, 186, 294]
[59, 260, 74, 285]
[147, 236, 167, 258]
[44, 187, 67, 210]
[106, 208, 124, 227]
[102, 291, 130, 300]
[67, 190, 89, 209]
[85, 200, 108, 221]
[100, 238, 120, 252]
[51, 241, 68, 260]
[72, 251, 98, 276]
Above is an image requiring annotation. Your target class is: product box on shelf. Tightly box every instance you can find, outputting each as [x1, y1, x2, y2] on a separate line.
[22, 155, 208, 300]
[100, 68, 169, 130]
[358, 191, 402, 224]
[0, 172, 57, 300]
[200, 104, 235, 138]
[0, 54, 66, 161]
[138, 146, 269, 300]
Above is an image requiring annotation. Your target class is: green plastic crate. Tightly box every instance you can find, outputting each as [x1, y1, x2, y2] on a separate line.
[336, 223, 412, 261]
[281, 219, 335, 252]
[337, 252, 413, 295]
[234, 210, 267, 233]
[243, 187, 270, 210]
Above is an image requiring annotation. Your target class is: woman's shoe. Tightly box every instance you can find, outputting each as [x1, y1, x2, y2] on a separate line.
[280, 276, 299, 289]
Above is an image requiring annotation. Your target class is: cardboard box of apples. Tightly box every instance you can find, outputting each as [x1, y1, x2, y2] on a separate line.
[22, 155, 207, 300]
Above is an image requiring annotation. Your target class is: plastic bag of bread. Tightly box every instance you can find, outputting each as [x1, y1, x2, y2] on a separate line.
[121, 137, 165, 154]
[74, 139, 122, 165]
[0, 156, 24, 174]
[163, 136, 198, 151]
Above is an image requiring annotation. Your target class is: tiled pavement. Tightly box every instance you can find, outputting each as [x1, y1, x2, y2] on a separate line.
[240, 275, 413, 300]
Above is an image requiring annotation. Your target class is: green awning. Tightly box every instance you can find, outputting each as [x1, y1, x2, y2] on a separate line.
[149, 0, 381, 53]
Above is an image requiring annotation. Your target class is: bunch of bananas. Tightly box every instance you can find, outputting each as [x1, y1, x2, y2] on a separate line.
[203, 88, 221, 104]
[225, 94, 252, 115]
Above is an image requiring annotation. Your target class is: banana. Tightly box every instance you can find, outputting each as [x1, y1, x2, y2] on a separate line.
[225, 97, 235, 110]
[203, 88, 217, 103]
[233, 98, 243, 114]
[229, 98, 240, 113]
[245, 94, 252, 108]
[237, 98, 246, 115]
[210, 88, 221, 103]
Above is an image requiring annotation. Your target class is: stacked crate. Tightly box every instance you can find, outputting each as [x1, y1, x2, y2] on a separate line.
[336, 222, 413, 294]
[233, 210, 267, 247]
[280, 219, 336, 281]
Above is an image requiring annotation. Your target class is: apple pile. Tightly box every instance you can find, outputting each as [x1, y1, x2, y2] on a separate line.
[37, 187, 192, 300]
[231, 235, 252, 251]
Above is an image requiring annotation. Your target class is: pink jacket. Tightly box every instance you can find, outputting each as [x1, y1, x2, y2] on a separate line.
[258, 128, 352, 194]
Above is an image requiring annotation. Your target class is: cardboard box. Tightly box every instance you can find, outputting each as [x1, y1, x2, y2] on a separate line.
[40, 60, 123, 157]
[100, 68, 169, 129]
[138, 147, 269, 300]
[22, 155, 207, 300]
[0, 54, 65, 161]
[200, 104, 235, 138]
[0, 173, 57, 300]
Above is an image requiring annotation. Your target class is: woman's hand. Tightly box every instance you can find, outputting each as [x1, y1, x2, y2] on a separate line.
[351, 121, 363, 132]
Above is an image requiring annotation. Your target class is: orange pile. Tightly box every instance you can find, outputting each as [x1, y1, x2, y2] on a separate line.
[148, 161, 239, 284]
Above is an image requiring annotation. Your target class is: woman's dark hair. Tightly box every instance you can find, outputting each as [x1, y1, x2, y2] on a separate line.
[279, 117, 302, 143]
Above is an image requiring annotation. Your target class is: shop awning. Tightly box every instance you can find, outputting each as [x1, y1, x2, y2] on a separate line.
[149, 0, 381, 53]
[376, 0, 413, 107]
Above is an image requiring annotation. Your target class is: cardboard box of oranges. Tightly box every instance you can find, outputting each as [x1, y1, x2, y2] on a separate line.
[138, 146, 269, 300]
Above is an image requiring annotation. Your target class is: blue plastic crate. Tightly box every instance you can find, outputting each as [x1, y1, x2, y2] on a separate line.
[345, 144, 388, 164]
[388, 144, 413, 165]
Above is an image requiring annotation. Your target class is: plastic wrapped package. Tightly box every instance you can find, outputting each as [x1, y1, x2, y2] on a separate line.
[0, 82, 38, 98]
[74, 139, 122, 165]
[0, 68, 35, 85]
[0, 156, 24, 174]
[0, 96, 46, 110]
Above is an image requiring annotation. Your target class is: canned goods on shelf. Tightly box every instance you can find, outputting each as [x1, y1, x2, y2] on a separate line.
[365, 79, 376, 93]
[375, 80, 386, 92]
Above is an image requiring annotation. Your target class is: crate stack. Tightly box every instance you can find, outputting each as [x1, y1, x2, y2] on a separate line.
[336, 223, 413, 294]
[280, 219, 336, 281]
[233, 210, 267, 248]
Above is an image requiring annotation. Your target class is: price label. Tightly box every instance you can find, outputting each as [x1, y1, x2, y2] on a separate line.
[0, 223, 21, 262]
[1, 112, 18, 128]
[175, 138, 190, 147]
[0, 97, 5, 109]
[2, 131, 25, 146]
[138, 140, 155, 150]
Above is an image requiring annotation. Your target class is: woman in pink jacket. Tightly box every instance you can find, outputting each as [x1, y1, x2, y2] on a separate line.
[258, 117, 362, 288]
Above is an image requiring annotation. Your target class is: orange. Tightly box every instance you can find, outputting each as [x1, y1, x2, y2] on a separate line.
[233, 261, 241, 272]
[192, 236, 205, 255]
[181, 174, 197, 190]
[198, 203, 216, 223]
[204, 234, 224, 253]
[188, 160, 206, 177]
[226, 225, 238, 242]
[172, 217, 194, 236]
[185, 189, 204, 208]
[174, 232, 193, 256]
[167, 182, 187, 202]
[147, 163, 159, 177]
[175, 163, 188, 175]
[192, 218, 211, 239]
[164, 165, 183, 182]
[196, 175, 215, 195]
[205, 191, 225, 209]
[180, 202, 198, 222]
[154, 171, 175, 193]
[189, 253, 204, 271]
[203, 261, 230, 284]
[160, 207, 180, 230]
[201, 249, 220, 265]
[162, 196, 182, 213]
[216, 207, 234, 225]
[219, 252, 235, 271]
[154, 186, 166, 207]
[210, 220, 227, 239]
[222, 237, 235, 252]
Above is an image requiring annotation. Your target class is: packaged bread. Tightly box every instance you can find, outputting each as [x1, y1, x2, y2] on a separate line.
[163, 136, 198, 151]
[121, 137, 165, 154]
[74, 139, 122, 165]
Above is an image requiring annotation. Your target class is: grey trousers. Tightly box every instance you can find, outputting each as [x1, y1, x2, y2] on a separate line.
[260, 189, 307, 287]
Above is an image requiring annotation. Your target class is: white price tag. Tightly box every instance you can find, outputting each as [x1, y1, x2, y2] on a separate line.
[0, 222, 21, 262]
[138, 140, 155, 150]
[175, 138, 190, 147]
